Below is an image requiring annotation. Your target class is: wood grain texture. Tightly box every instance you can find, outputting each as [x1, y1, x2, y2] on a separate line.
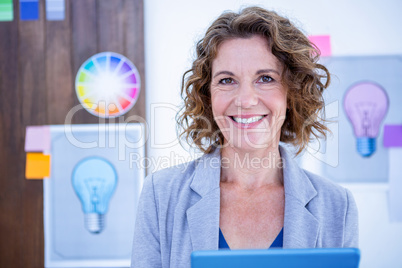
[123, 0, 146, 121]
[46, 2, 73, 125]
[0, 1, 22, 267]
[0, 0, 145, 266]
[71, 0, 98, 124]
[97, 0, 125, 54]
[18, 0, 47, 266]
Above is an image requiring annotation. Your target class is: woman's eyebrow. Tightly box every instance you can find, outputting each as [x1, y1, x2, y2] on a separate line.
[213, 71, 235, 78]
[213, 69, 280, 78]
[256, 69, 280, 76]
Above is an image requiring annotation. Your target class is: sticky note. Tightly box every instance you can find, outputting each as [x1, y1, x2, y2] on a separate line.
[388, 148, 402, 222]
[46, 0, 65, 21]
[25, 125, 51, 152]
[0, 0, 13, 21]
[384, 125, 402, 222]
[25, 153, 51, 179]
[384, 125, 402, 147]
[308, 35, 332, 57]
[20, 0, 39, 21]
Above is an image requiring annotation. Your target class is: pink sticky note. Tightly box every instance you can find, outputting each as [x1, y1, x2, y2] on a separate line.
[25, 125, 51, 152]
[308, 35, 332, 57]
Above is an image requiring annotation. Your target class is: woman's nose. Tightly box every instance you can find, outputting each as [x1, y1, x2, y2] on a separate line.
[234, 84, 258, 108]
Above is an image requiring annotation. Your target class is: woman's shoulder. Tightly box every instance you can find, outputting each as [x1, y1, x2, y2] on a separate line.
[139, 152, 221, 218]
[143, 151, 219, 196]
[302, 169, 355, 211]
[304, 170, 349, 196]
[302, 169, 359, 247]
[280, 145, 352, 204]
[146, 157, 198, 191]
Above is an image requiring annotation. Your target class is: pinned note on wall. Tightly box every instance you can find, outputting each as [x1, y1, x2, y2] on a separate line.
[308, 35, 332, 57]
[20, 0, 39, 21]
[384, 125, 402, 147]
[25, 125, 51, 152]
[46, 0, 65, 21]
[384, 125, 402, 222]
[25, 152, 51, 179]
[25, 126, 51, 180]
[0, 0, 13, 21]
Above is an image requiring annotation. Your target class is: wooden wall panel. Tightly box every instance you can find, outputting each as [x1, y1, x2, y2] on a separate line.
[0, 0, 22, 266]
[46, 2, 73, 125]
[123, 0, 145, 120]
[0, 0, 145, 267]
[17, 6, 47, 266]
[71, 0, 98, 124]
[98, 1, 125, 54]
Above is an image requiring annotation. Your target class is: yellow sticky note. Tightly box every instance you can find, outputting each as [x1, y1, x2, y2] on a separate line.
[25, 153, 51, 179]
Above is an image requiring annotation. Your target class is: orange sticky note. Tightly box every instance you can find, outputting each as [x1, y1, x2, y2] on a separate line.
[25, 153, 51, 179]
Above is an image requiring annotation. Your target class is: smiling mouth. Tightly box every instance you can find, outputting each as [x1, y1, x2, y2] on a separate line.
[230, 115, 267, 124]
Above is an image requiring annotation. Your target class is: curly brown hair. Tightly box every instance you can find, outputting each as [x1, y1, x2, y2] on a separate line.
[177, 6, 330, 155]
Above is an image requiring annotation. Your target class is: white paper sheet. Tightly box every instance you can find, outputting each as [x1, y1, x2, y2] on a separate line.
[389, 148, 402, 222]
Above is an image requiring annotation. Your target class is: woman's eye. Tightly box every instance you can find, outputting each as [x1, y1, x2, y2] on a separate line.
[258, 75, 273, 83]
[219, 78, 234, 84]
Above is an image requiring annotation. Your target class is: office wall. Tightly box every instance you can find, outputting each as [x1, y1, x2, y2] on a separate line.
[0, 1, 145, 267]
[144, 0, 402, 267]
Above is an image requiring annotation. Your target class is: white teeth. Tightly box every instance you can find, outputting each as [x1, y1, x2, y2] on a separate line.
[232, 115, 264, 124]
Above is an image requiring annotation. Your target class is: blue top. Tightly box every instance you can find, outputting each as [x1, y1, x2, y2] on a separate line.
[219, 228, 283, 249]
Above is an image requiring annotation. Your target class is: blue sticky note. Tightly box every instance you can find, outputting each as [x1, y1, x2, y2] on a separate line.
[20, 0, 39, 21]
[46, 0, 65, 21]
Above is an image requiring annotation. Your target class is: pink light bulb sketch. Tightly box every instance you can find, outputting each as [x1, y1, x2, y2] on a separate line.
[343, 81, 389, 157]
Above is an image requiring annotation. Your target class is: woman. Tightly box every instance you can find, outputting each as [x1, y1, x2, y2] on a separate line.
[131, 6, 358, 268]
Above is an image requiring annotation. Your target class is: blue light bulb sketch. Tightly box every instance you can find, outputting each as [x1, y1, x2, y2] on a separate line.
[72, 157, 117, 234]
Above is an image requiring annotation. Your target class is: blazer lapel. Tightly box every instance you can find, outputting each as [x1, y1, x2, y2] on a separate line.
[186, 150, 221, 251]
[283, 195, 320, 248]
[280, 146, 320, 248]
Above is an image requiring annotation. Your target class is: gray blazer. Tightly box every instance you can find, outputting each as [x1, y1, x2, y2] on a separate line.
[131, 146, 359, 268]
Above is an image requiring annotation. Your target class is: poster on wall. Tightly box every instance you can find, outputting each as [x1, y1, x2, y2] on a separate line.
[299, 56, 402, 183]
[343, 81, 389, 158]
[44, 124, 145, 268]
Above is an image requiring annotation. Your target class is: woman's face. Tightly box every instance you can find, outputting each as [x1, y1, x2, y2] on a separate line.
[210, 35, 287, 151]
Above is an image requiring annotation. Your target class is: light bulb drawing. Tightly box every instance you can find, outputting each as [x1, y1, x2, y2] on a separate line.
[343, 81, 389, 157]
[72, 157, 117, 234]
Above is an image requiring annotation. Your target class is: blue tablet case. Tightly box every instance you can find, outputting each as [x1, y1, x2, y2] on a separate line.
[191, 248, 360, 268]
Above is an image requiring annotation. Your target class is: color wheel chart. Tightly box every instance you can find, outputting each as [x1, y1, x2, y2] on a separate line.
[75, 52, 141, 118]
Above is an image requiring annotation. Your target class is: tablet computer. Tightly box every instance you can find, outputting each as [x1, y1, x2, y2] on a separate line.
[191, 248, 360, 268]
